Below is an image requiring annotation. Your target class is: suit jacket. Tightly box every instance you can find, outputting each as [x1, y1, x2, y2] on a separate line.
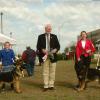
[37, 33, 60, 62]
[76, 39, 95, 61]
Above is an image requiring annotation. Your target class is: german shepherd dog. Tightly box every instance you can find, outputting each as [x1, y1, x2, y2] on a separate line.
[86, 66, 100, 84]
[0, 59, 24, 93]
[75, 64, 100, 91]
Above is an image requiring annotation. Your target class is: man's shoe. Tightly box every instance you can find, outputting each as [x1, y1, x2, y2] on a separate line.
[49, 87, 55, 90]
[43, 88, 48, 92]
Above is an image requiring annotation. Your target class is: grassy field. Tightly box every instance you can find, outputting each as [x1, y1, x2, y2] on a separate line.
[0, 60, 100, 100]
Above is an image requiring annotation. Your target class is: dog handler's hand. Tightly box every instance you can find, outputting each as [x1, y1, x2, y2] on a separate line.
[86, 50, 93, 55]
[42, 49, 48, 55]
[86, 50, 91, 53]
[0, 62, 2, 71]
[78, 58, 81, 62]
[51, 49, 57, 54]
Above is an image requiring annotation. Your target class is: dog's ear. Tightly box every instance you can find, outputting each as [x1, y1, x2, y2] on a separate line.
[96, 66, 100, 70]
[18, 59, 23, 66]
[98, 66, 100, 70]
[15, 58, 23, 65]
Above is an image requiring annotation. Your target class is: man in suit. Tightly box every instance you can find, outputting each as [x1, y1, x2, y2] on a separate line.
[37, 24, 60, 91]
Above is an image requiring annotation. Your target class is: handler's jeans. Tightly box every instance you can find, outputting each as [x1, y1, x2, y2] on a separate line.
[43, 59, 56, 88]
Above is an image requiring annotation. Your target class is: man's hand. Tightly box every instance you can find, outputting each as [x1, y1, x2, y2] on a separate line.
[51, 49, 57, 54]
[42, 55, 48, 62]
[42, 49, 48, 54]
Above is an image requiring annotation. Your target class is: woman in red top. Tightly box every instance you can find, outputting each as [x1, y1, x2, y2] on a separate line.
[75, 31, 95, 91]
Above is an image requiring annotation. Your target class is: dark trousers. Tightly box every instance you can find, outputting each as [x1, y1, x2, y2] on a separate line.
[23, 63, 35, 76]
[75, 55, 91, 81]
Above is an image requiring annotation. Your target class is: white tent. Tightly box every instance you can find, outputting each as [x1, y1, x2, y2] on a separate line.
[0, 33, 16, 44]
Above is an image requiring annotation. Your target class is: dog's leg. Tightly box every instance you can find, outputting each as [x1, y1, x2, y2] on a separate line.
[78, 80, 83, 89]
[0, 82, 6, 93]
[77, 79, 86, 92]
[11, 83, 14, 90]
[99, 77, 100, 86]
[81, 80, 86, 90]
[1, 83, 5, 90]
[15, 77, 22, 93]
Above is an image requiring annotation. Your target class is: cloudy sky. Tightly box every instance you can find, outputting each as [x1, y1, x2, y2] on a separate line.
[0, 0, 100, 53]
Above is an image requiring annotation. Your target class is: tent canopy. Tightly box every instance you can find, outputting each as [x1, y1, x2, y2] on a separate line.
[0, 33, 16, 44]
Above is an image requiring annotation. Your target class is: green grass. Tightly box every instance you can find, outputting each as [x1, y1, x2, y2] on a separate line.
[0, 60, 100, 100]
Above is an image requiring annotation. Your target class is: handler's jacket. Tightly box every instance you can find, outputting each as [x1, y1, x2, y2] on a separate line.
[0, 49, 15, 66]
[76, 39, 95, 61]
[37, 33, 60, 63]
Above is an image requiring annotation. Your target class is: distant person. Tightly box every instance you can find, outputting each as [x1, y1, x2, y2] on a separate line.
[0, 41, 15, 91]
[66, 51, 69, 60]
[22, 46, 36, 76]
[75, 31, 95, 91]
[37, 24, 60, 92]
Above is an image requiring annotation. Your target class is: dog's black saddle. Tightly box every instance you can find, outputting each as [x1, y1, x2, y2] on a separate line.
[87, 67, 100, 80]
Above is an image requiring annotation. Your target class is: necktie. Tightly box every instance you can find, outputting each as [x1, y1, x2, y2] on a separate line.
[47, 34, 50, 52]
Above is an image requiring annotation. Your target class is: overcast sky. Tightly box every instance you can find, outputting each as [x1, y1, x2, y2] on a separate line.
[0, 0, 100, 53]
